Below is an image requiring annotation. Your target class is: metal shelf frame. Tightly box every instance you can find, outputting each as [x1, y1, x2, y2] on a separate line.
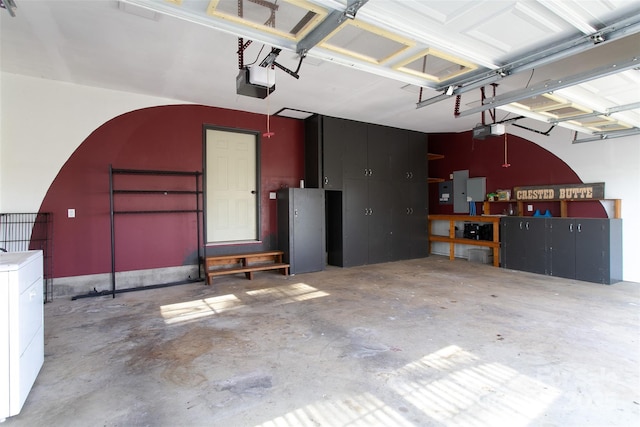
[79, 166, 204, 299]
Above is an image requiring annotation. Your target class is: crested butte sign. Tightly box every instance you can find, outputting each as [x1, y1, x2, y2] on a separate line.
[514, 183, 605, 201]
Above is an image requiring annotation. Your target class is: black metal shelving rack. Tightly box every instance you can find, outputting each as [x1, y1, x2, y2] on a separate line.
[73, 166, 203, 299]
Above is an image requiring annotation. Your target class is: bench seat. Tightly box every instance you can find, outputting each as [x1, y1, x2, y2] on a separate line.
[204, 250, 289, 285]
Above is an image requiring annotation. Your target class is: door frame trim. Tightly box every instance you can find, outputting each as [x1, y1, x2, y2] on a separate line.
[202, 124, 261, 248]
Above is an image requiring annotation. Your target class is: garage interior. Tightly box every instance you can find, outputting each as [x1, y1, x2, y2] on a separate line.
[1, 0, 639, 426]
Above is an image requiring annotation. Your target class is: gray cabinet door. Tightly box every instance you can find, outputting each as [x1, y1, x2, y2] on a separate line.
[393, 180, 428, 260]
[367, 180, 394, 264]
[344, 179, 394, 266]
[343, 120, 368, 181]
[343, 178, 369, 267]
[501, 217, 547, 274]
[501, 217, 527, 270]
[549, 218, 576, 279]
[277, 189, 325, 275]
[407, 130, 428, 182]
[322, 117, 347, 189]
[292, 189, 326, 274]
[366, 124, 393, 182]
[575, 219, 610, 284]
[389, 129, 428, 260]
[389, 128, 410, 182]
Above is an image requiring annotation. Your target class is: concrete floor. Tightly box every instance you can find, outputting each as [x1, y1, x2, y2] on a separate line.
[5, 256, 640, 426]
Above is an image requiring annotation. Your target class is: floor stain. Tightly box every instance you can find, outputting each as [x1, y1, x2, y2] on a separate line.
[127, 326, 226, 386]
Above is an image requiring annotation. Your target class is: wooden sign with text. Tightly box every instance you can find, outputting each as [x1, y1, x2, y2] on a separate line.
[514, 183, 605, 201]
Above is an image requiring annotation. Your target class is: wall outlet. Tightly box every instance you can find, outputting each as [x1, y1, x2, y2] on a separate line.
[269, 192, 277, 200]
[68, 208, 76, 218]
[527, 204, 533, 212]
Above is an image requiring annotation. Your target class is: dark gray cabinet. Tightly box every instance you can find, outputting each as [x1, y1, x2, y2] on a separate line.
[305, 116, 364, 189]
[277, 188, 325, 275]
[549, 218, 622, 284]
[391, 130, 428, 259]
[342, 178, 394, 266]
[502, 216, 622, 284]
[393, 180, 429, 259]
[305, 115, 428, 268]
[341, 124, 394, 267]
[501, 217, 548, 274]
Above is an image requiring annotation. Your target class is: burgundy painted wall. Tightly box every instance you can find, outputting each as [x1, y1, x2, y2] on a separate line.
[39, 107, 602, 279]
[39, 105, 304, 278]
[428, 131, 606, 217]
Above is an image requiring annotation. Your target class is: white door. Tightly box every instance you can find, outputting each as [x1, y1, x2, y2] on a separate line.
[206, 129, 257, 243]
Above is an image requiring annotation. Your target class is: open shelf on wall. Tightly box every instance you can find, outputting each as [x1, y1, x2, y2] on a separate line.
[482, 199, 621, 218]
[427, 153, 445, 183]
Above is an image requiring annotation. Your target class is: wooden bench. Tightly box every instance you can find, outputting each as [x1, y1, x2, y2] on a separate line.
[204, 250, 289, 285]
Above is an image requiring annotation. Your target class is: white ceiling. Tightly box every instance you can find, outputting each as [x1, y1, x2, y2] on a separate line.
[1, 0, 640, 138]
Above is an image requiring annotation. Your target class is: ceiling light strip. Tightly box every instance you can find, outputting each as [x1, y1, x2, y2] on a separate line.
[456, 56, 640, 118]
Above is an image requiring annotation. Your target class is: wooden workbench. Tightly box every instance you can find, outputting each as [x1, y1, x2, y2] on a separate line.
[428, 214, 502, 267]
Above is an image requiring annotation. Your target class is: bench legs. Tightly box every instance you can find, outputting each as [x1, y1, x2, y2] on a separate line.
[207, 266, 289, 286]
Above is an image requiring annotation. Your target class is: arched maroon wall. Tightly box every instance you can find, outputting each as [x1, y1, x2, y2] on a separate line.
[40, 108, 602, 279]
[39, 104, 304, 278]
[428, 131, 606, 217]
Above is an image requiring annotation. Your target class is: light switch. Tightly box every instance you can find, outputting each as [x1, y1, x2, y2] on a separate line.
[269, 192, 277, 200]
[528, 204, 533, 212]
[68, 208, 76, 218]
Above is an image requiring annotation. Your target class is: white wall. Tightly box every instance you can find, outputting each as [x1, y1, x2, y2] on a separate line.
[1, 73, 639, 282]
[0, 72, 184, 212]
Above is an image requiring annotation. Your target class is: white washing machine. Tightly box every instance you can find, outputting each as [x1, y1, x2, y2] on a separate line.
[0, 250, 44, 422]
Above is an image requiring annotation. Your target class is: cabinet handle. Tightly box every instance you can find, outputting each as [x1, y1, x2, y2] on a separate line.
[410, 208, 414, 214]
[323, 176, 329, 184]
[525, 222, 530, 230]
[294, 209, 298, 217]
[519, 221, 523, 230]
[369, 168, 373, 176]
[570, 223, 573, 232]
[577, 223, 582, 233]
[369, 208, 373, 215]
[409, 172, 414, 179]
[406, 172, 410, 179]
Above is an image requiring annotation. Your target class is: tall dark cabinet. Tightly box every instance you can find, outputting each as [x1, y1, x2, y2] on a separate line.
[277, 188, 325, 275]
[501, 216, 622, 284]
[305, 115, 428, 268]
[391, 130, 429, 259]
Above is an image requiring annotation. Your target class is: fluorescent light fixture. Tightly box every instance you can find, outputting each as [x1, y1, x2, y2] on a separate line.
[274, 108, 314, 119]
